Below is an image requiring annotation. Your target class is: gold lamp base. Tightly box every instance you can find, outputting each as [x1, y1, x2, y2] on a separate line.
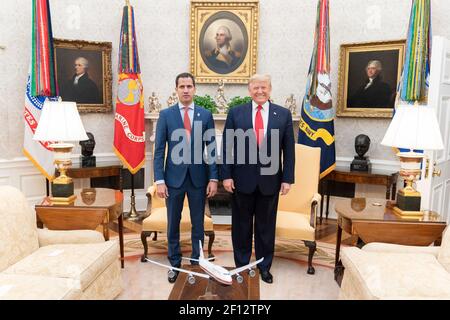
[392, 206, 423, 218]
[393, 151, 424, 217]
[50, 143, 76, 203]
[50, 194, 77, 205]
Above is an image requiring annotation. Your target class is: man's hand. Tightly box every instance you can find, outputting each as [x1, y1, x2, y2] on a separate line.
[223, 179, 235, 193]
[156, 183, 169, 199]
[206, 181, 218, 198]
[280, 183, 291, 195]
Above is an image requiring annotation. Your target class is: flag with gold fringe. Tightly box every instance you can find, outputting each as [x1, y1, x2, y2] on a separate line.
[298, 0, 335, 179]
[394, 0, 431, 154]
[113, 1, 145, 174]
[23, 0, 59, 180]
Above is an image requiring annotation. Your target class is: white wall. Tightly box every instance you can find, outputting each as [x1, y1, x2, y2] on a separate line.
[1, 0, 449, 212]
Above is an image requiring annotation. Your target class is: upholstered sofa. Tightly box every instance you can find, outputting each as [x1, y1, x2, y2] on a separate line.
[0, 186, 122, 300]
[339, 226, 450, 299]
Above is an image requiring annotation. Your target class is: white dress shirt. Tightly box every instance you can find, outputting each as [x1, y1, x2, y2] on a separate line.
[73, 73, 85, 85]
[364, 78, 374, 90]
[179, 102, 194, 126]
[252, 100, 269, 137]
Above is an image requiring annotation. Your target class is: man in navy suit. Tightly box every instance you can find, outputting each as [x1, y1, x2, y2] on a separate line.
[154, 73, 218, 283]
[222, 74, 295, 284]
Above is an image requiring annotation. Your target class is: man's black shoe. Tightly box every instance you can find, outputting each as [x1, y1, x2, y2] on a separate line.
[260, 270, 273, 284]
[168, 270, 179, 283]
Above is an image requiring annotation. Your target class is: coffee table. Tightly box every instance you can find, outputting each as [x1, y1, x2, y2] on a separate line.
[334, 197, 447, 284]
[35, 188, 125, 268]
[168, 265, 260, 300]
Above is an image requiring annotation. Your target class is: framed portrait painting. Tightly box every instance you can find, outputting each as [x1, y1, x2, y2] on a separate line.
[337, 40, 406, 118]
[53, 38, 112, 113]
[190, 0, 259, 84]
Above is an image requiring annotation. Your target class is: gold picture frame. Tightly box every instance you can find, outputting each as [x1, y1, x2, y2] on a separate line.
[190, 0, 259, 84]
[337, 40, 406, 118]
[53, 38, 112, 113]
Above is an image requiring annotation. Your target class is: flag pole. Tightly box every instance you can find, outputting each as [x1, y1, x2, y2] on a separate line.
[114, 0, 145, 221]
[127, 173, 140, 220]
[125, 0, 140, 221]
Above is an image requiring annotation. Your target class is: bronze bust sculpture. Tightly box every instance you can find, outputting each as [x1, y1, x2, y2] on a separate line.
[79, 132, 96, 167]
[350, 134, 371, 172]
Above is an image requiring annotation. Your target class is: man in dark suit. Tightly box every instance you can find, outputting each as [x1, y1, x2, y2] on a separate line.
[348, 60, 393, 108]
[154, 72, 218, 283]
[60, 57, 100, 104]
[221, 74, 295, 284]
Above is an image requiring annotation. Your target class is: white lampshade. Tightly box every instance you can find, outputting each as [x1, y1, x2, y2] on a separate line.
[33, 100, 88, 142]
[381, 104, 444, 150]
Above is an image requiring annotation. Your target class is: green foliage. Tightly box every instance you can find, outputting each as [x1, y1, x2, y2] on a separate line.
[228, 96, 252, 111]
[194, 95, 217, 114]
[194, 94, 251, 113]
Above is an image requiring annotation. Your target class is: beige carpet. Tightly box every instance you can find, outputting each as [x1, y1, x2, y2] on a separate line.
[122, 230, 336, 268]
[117, 231, 340, 300]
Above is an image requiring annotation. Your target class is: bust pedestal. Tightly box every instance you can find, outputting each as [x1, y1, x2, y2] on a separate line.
[350, 156, 371, 172]
[80, 155, 96, 168]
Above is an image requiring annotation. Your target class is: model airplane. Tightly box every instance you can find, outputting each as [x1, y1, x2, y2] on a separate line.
[145, 240, 263, 285]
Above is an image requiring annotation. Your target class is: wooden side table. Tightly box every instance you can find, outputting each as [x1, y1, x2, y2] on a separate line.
[333, 197, 446, 285]
[46, 163, 123, 196]
[35, 188, 125, 268]
[67, 163, 123, 190]
[319, 167, 398, 223]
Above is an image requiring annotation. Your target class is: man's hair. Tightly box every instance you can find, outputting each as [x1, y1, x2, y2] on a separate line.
[366, 60, 382, 72]
[248, 74, 272, 87]
[75, 57, 89, 68]
[175, 72, 196, 87]
[216, 26, 232, 41]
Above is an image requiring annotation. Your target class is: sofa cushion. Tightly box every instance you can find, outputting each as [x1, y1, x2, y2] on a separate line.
[341, 247, 450, 299]
[0, 186, 39, 272]
[0, 274, 81, 300]
[37, 228, 105, 247]
[4, 240, 119, 291]
[275, 211, 315, 241]
[438, 226, 450, 272]
[142, 207, 214, 232]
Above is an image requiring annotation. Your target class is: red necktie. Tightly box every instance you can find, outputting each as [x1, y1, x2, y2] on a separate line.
[254, 105, 264, 146]
[184, 107, 192, 139]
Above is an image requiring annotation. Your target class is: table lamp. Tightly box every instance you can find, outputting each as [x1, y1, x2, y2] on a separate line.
[381, 103, 444, 217]
[33, 99, 88, 204]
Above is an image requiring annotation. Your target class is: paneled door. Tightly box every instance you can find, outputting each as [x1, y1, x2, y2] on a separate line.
[417, 36, 450, 224]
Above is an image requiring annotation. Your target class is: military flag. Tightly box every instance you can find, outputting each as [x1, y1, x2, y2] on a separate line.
[113, 1, 145, 174]
[394, 0, 431, 154]
[298, 0, 335, 178]
[23, 0, 58, 180]
[397, 0, 431, 104]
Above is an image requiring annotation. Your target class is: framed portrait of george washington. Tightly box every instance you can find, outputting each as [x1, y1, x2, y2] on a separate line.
[53, 38, 112, 113]
[190, 0, 259, 84]
[336, 40, 406, 118]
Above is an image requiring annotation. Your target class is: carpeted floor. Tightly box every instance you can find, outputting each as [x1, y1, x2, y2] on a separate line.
[117, 231, 340, 300]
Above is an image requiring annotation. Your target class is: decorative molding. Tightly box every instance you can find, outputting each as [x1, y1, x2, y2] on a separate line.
[336, 156, 399, 171]
[0, 151, 399, 220]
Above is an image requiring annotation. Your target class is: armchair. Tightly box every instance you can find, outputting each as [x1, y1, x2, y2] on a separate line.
[0, 186, 122, 300]
[339, 226, 450, 299]
[275, 144, 321, 274]
[140, 184, 215, 262]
